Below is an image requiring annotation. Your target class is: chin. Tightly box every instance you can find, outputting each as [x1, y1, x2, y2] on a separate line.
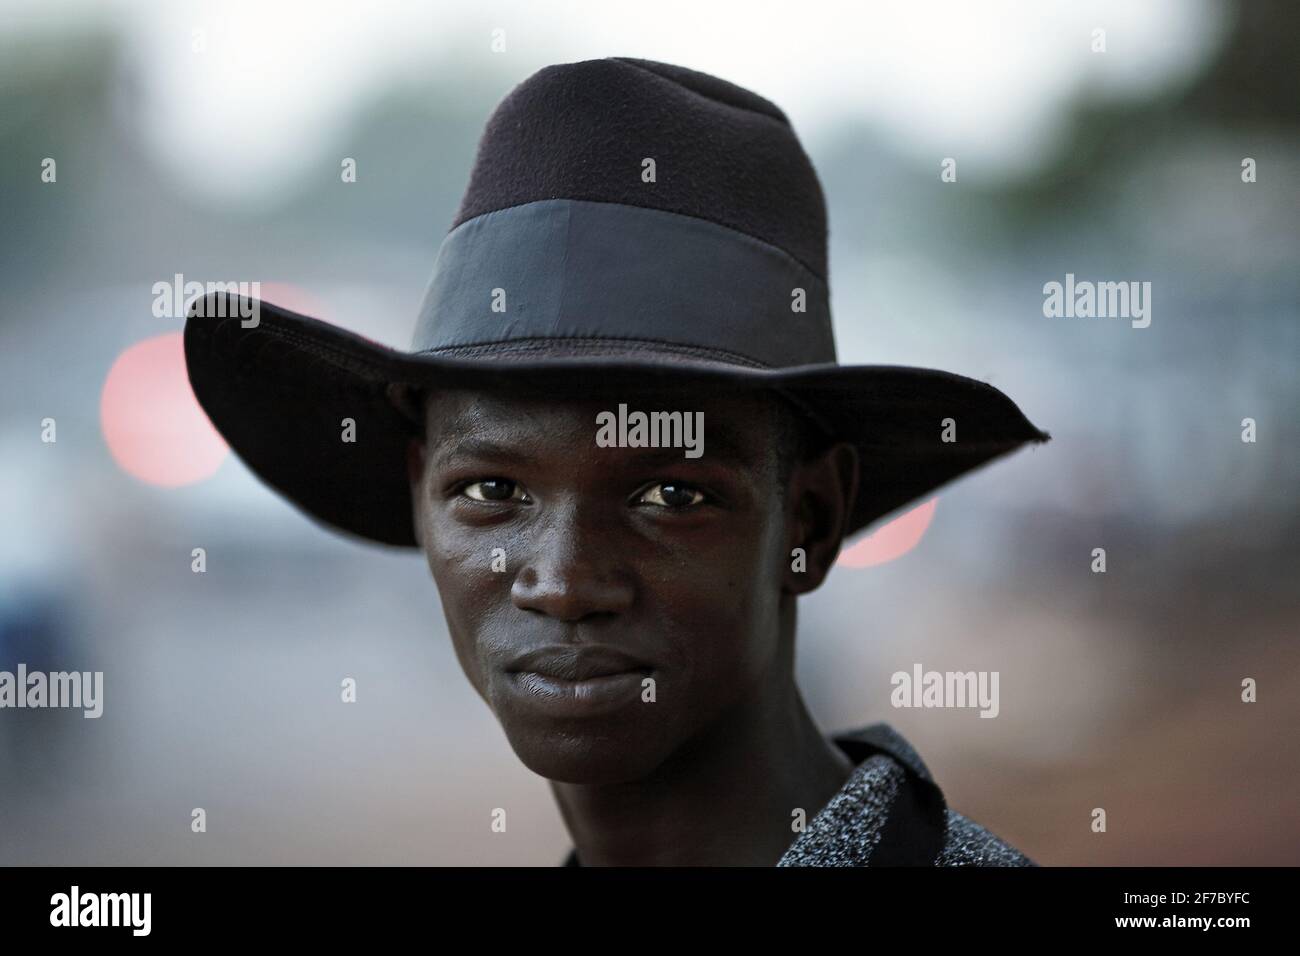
[499, 715, 676, 785]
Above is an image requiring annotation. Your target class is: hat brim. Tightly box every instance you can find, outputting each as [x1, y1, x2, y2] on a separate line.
[183, 294, 1051, 548]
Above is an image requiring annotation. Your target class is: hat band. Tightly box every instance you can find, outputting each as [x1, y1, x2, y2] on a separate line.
[411, 198, 836, 369]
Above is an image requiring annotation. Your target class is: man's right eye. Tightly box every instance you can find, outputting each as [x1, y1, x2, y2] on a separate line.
[459, 479, 529, 503]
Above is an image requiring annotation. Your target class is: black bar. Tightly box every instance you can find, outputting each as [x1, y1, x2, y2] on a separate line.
[0, 866, 1282, 940]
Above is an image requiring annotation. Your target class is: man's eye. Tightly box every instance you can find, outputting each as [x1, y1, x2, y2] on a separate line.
[460, 479, 529, 503]
[637, 482, 706, 508]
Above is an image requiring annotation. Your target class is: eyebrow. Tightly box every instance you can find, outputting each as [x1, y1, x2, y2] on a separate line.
[609, 426, 754, 466]
[430, 438, 540, 470]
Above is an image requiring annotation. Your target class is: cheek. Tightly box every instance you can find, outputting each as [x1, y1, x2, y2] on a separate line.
[418, 508, 514, 679]
[418, 493, 501, 586]
[654, 511, 787, 682]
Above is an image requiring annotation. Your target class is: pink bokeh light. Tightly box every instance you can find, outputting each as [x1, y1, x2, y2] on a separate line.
[836, 498, 937, 569]
[101, 332, 228, 487]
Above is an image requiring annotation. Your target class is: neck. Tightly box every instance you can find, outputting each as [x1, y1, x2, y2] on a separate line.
[548, 615, 855, 866]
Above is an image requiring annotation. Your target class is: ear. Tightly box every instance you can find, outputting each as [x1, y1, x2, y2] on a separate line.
[405, 436, 425, 490]
[782, 440, 859, 595]
[405, 436, 427, 549]
[389, 383, 429, 548]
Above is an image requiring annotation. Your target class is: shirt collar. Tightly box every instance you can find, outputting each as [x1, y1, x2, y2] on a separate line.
[776, 722, 947, 866]
[562, 722, 947, 866]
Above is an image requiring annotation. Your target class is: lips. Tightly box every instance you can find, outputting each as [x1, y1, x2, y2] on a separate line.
[505, 645, 652, 681]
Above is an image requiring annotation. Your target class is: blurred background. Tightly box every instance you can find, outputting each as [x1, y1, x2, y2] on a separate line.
[1, 0, 1296, 865]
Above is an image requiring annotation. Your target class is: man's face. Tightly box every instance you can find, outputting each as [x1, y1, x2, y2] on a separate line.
[408, 381, 817, 784]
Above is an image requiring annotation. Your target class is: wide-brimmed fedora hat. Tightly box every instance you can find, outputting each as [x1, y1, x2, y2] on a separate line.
[183, 56, 1050, 548]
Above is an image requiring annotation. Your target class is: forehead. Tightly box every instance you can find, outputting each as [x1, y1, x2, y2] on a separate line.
[421, 380, 780, 462]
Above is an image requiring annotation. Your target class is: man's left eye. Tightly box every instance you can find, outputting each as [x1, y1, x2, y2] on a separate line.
[637, 482, 706, 508]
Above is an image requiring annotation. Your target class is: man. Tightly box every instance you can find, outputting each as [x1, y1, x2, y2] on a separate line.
[184, 57, 1049, 865]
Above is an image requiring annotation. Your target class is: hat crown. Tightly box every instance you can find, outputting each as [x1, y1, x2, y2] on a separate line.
[413, 58, 837, 369]
[452, 57, 829, 282]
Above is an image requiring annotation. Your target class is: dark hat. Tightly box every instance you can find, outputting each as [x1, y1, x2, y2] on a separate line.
[183, 56, 1049, 548]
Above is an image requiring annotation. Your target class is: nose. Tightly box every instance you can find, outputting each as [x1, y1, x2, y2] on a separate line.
[510, 502, 635, 622]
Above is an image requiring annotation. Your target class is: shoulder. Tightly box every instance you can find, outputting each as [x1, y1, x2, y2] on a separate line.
[937, 808, 1037, 866]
